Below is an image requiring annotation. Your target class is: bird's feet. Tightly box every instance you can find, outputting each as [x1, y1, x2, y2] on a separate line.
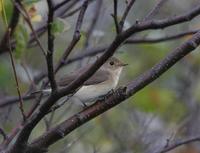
[97, 89, 115, 101]
[81, 101, 88, 108]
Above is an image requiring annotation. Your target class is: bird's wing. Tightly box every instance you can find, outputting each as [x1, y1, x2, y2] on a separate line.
[83, 69, 110, 85]
[57, 66, 110, 86]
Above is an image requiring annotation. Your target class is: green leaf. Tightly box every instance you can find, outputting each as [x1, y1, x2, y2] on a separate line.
[14, 23, 29, 59]
[51, 18, 71, 36]
[0, 0, 13, 23]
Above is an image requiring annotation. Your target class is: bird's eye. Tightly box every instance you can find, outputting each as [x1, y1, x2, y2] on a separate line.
[110, 61, 114, 65]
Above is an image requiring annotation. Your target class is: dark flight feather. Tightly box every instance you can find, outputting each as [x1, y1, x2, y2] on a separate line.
[57, 65, 110, 86]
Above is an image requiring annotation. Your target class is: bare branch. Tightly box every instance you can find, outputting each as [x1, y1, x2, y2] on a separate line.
[14, 1, 47, 56]
[126, 29, 199, 43]
[112, 0, 120, 34]
[54, 0, 73, 10]
[84, 0, 102, 48]
[55, 0, 89, 72]
[0, 94, 35, 108]
[143, 0, 169, 21]
[119, 0, 136, 32]
[7, 29, 26, 122]
[154, 136, 200, 153]
[0, 0, 20, 54]
[46, 0, 57, 91]
[0, 128, 7, 142]
[121, 4, 200, 38]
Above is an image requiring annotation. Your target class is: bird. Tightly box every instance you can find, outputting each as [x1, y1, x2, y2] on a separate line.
[38, 57, 127, 105]
[57, 57, 127, 104]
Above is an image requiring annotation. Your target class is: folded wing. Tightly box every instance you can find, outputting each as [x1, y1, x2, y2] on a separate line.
[57, 65, 110, 86]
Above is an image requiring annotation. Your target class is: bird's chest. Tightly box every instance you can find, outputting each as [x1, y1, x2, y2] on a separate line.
[74, 78, 117, 102]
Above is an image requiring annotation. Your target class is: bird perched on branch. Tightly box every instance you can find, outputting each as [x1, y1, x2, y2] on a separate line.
[38, 57, 127, 105]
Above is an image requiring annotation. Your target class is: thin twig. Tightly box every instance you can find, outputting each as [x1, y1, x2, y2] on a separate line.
[54, 0, 72, 10]
[8, 29, 26, 122]
[0, 128, 7, 142]
[112, 0, 120, 34]
[13, 1, 47, 56]
[126, 29, 199, 43]
[62, 5, 82, 18]
[27, 0, 81, 47]
[84, 0, 102, 48]
[154, 136, 200, 153]
[55, 0, 80, 18]
[143, 0, 169, 21]
[119, 0, 136, 32]
[1, 123, 23, 149]
[0, 0, 20, 54]
[55, 0, 89, 72]
[0, 94, 35, 108]
[21, 61, 36, 91]
[44, 111, 55, 131]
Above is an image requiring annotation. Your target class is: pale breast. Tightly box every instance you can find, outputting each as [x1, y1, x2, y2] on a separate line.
[74, 81, 113, 102]
[74, 67, 122, 102]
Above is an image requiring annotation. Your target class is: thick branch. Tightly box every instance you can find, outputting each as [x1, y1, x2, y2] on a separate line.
[46, 0, 57, 91]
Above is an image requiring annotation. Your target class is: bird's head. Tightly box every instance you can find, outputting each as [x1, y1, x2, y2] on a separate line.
[102, 57, 128, 73]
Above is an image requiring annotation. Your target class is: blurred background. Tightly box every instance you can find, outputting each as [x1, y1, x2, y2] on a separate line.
[1, 0, 200, 153]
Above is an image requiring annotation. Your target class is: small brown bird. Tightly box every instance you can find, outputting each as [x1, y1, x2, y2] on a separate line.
[43, 57, 127, 104]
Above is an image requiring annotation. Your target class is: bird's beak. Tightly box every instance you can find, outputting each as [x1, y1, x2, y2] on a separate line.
[119, 63, 128, 66]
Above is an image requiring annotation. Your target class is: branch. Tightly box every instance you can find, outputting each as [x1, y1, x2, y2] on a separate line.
[112, 0, 120, 34]
[46, 0, 57, 91]
[154, 136, 200, 153]
[28, 30, 200, 150]
[121, 4, 200, 37]
[53, 0, 73, 10]
[126, 29, 199, 43]
[0, 0, 81, 55]
[55, 0, 89, 72]
[0, 0, 20, 54]
[119, 0, 136, 32]
[83, 0, 102, 48]
[143, 0, 169, 21]
[0, 128, 7, 142]
[7, 29, 26, 122]
[0, 94, 35, 108]
[14, 1, 47, 56]
[61, 4, 82, 18]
